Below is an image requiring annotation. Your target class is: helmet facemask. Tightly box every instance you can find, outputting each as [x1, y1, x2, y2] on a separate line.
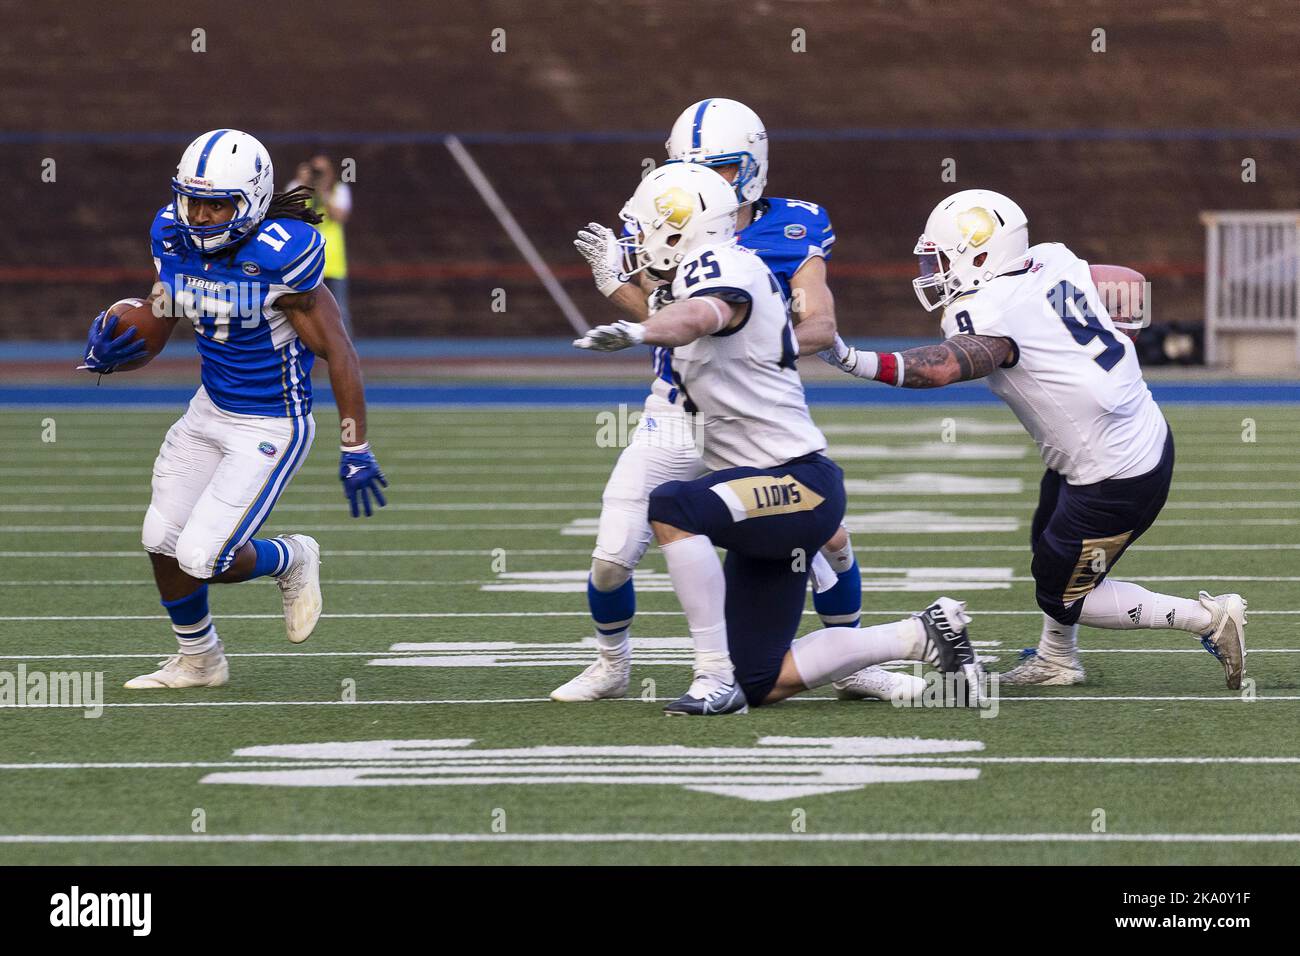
[912, 240, 957, 311]
[172, 183, 256, 254]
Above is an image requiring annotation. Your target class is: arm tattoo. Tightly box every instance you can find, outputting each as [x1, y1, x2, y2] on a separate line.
[899, 334, 1013, 388]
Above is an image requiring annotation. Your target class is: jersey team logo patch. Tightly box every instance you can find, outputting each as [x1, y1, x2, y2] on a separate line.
[241, 261, 261, 276]
[712, 474, 826, 521]
[784, 223, 807, 240]
[257, 441, 278, 458]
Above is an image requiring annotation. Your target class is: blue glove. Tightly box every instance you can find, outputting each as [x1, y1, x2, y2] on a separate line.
[339, 444, 388, 517]
[77, 312, 149, 374]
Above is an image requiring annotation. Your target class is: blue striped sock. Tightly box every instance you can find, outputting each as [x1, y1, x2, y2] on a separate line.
[249, 538, 293, 579]
[813, 560, 862, 628]
[161, 584, 217, 655]
[588, 575, 635, 656]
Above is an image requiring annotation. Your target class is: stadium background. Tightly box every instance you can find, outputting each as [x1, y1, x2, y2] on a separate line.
[3, 0, 1299, 358]
[1, 0, 1300, 870]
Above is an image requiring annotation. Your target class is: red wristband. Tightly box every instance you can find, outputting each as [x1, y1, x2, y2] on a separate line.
[875, 351, 903, 387]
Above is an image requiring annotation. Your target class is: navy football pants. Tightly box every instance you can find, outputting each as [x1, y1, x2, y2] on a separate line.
[1031, 427, 1175, 625]
[647, 453, 847, 705]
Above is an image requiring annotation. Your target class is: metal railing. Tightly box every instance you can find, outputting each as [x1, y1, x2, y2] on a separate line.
[1201, 211, 1300, 365]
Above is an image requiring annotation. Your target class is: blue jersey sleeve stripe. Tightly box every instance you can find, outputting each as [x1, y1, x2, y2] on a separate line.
[289, 253, 326, 291]
[194, 129, 231, 178]
[280, 231, 323, 278]
[283, 244, 325, 288]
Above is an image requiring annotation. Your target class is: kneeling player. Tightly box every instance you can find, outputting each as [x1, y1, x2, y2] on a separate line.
[554, 98, 875, 704]
[576, 163, 979, 713]
[78, 129, 388, 688]
[821, 188, 1246, 688]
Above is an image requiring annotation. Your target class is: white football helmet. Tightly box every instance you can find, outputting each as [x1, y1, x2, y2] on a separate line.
[619, 163, 739, 275]
[171, 129, 274, 253]
[665, 98, 768, 205]
[912, 189, 1030, 311]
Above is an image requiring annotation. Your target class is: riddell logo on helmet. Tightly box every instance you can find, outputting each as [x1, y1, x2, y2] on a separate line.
[182, 176, 215, 189]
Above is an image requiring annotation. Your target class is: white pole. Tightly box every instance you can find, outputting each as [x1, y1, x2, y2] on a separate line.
[444, 135, 590, 334]
[1202, 214, 1219, 367]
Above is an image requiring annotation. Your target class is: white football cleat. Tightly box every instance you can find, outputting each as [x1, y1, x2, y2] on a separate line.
[124, 641, 229, 689]
[276, 534, 322, 644]
[833, 666, 926, 702]
[998, 648, 1085, 686]
[550, 655, 631, 702]
[1198, 591, 1247, 690]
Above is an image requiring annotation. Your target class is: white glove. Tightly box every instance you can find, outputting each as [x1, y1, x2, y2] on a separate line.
[573, 222, 630, 297]
[818, 334, 878, 379]
[573, 320, 647, 352]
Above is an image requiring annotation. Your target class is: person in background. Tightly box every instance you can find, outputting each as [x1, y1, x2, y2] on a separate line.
[290, 154, 354, 335]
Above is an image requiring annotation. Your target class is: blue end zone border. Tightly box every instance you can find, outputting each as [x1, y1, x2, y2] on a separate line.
[3, 382, 1299, 407]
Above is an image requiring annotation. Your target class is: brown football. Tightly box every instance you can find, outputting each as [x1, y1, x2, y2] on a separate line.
[102, 298, 173, 371]
[1089, 264, 1146, 343]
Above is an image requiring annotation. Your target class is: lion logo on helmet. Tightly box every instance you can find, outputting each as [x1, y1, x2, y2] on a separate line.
[654, 186, 695, 230]
[956, 207, 997, 248]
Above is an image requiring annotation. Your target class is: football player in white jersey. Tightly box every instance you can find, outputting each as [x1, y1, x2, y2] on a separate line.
[555, 98, 900, 704]
[574, 164, 980, 714]
[821, 188, 1247, 688]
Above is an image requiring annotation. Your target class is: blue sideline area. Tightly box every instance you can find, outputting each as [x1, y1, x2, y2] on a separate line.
[1, 336, 933, 361]
[4, 338, 1298, 406]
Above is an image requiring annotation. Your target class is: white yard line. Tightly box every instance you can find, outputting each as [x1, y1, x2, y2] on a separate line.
[4, 609, 1300, 622]
[4, 646, 1299, 662]
[3, 574, 1300, 588]
[0, 695, 1296, 710]
[0, 831, 1296, 844]
[3, 755, 1300, 770]
[5, 543, 1300, 559]
[8, 499, 1300, 513]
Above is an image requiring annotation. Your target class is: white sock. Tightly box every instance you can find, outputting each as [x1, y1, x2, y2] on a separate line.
[790, 618, 924, 689]
[279, 535, 302, 572]
[1079, 580, 1213, 634]
[661, 535, 732, 682]
[595, 631, 631, 659]
[175, 617, 219, 656]
[820, 534, 855, 573]
[1037, 614, 1079, 660]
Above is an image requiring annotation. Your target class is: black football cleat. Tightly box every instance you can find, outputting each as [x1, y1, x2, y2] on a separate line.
[915, 596, 983, 706]
[663, 676, 749, 716]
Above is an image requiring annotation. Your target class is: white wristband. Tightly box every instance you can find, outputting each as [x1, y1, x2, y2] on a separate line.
[341, 442, 370, 453]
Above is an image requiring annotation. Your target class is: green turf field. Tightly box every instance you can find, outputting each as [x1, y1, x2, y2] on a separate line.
[1, 402, 1298, 865]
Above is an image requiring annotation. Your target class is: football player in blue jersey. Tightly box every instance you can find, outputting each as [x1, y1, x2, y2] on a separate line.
[553, 99, 905, 704]
[78, 129, 387, 689]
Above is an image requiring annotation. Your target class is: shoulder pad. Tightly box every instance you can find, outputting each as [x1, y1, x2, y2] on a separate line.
[150, 204, 181, 255]
[242, 218, 326, 291]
